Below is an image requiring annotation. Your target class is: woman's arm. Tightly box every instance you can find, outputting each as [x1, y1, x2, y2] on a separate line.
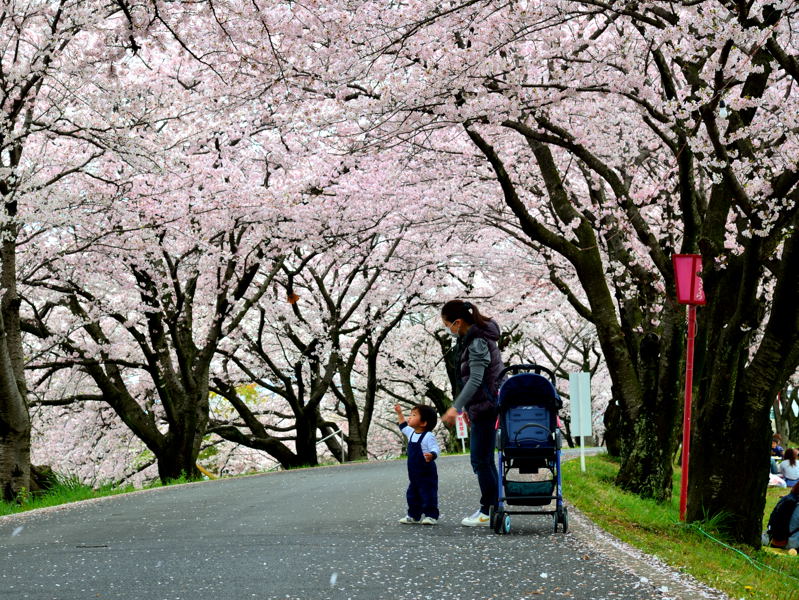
[452, 338, 490, 412]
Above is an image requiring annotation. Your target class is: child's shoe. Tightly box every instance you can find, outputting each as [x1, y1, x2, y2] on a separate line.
[398, 515, 421, 524]
[420, 516, 437, 525]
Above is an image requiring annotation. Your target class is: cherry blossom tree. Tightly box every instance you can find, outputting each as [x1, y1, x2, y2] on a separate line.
[25, 189, 288, 481]
[10, 0, 796, 547]
[272, 0, 799, 544]
[208, 165, 450, 466]
[0, 0, 165, 500]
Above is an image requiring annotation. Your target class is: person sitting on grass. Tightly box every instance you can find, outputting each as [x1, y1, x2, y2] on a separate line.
[779, 448, 799, 488]
[771, 435, 785, 474]
[766, 481, 799, 550]
[394, 403, 440, 526]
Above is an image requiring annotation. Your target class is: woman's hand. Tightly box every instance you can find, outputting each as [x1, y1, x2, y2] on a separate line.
[442, 406, 458, 427]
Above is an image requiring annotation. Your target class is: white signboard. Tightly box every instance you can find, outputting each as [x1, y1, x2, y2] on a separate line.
[455, 414, 468, 439]
[569, 372, 592, 473]
[569, 372, 592, 437]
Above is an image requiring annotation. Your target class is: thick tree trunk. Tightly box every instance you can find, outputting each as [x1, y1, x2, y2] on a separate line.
[689, 351, 774, 544]
[690, 225, 799, 545]
[0, 313, 29, 501]
[346, 434, 367, 462]
[155, 388, 209, 483]
[294, 419, 319, 467]
[156, 442, 201, 482]
[615, 312, 683, 500]
[602, 394, 629, 457]
[0, 233, 30, 502]
[0, 411, 30, 501]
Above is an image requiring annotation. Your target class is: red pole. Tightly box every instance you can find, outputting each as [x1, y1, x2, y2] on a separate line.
[679, 304, 697, 521]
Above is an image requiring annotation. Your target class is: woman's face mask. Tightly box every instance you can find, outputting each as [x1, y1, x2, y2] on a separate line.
[445, 319, 461, 337]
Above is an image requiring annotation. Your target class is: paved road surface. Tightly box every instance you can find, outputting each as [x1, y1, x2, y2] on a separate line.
[3, 454, 684, 600]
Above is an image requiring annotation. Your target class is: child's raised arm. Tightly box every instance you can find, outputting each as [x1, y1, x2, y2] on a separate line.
[393, 404, 405, 424]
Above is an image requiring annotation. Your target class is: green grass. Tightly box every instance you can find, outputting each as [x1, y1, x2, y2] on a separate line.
[562, 454, 799, 600]
[1, 476, 134, 517]
[0, 474, 200, 517]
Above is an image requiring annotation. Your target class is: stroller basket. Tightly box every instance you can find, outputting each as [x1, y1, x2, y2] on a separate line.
[504, 480, 555, 506]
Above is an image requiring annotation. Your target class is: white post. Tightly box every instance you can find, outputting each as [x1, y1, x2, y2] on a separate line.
[580, 436, 586, 472]
[569, 372, 592, 473]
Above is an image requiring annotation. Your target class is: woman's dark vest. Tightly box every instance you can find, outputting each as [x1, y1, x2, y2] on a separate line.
[457, 321, 505, 423]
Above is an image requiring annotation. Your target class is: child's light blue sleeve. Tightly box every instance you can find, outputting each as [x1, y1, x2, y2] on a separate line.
[399, 423, 414, 440]
[422, 433, 441, 458]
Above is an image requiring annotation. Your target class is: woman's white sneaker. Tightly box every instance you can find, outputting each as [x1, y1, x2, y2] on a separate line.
[420, 516, 438, 525]
[461, 510, 490, 526]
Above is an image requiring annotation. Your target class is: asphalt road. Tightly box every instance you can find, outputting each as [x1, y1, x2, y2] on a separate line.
[2, 454, 675, 600]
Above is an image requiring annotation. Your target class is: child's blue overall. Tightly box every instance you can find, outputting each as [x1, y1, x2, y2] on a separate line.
[406, 431, 439, 520]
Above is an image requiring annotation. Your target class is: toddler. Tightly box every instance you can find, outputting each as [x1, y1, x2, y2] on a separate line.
[395, 403, 440, 525]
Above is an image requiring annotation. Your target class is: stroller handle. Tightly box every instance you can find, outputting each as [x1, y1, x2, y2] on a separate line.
[499, 363, 556, 384]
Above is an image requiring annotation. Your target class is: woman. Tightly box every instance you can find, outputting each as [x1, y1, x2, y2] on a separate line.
[440, 299, 505, 527]
[779, 448, 799, 487]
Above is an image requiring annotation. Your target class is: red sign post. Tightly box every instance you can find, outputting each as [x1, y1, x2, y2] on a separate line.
[672, 254, 706, 522]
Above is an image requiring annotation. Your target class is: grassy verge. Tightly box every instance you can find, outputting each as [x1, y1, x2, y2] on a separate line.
[0, 475, 194, 518]
[562, 454, 799, 600]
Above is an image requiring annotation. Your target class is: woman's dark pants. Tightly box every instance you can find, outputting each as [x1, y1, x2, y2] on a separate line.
[470, 418, 498, 515]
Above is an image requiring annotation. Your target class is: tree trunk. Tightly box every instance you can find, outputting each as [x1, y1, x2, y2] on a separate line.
[294, 419, 319, 467]
[346, 433, 367, 462]
[0, 232, 30, 502]
[689, 358, 774, 544]
[690, 226, 799, 545]
[614, 308, 684, 500]
[155, 387, 209, 483]
[776, 385, 799, 443]
[602, 395, 629, 457]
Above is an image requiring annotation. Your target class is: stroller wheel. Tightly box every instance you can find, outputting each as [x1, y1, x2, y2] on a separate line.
[553, 512, 559, 533]
[493, 510, 504, 534]
[489, 505, 496, 529]
[562, 507, 569, 534]
[502, 513, 511, 534]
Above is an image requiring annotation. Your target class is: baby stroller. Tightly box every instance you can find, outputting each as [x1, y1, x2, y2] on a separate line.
[489, 364, 567, 534]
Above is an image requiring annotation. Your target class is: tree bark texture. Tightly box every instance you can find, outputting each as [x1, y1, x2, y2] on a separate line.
[0, 232, 30, 501]
[689, 224, 799, 545]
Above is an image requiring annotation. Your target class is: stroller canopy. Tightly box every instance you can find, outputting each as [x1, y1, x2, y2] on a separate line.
[498, 372, 563, 413]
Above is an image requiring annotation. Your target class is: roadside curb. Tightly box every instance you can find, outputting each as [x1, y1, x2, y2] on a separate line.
[558, 449, 731, 599]
[565, 496, 732, 600]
